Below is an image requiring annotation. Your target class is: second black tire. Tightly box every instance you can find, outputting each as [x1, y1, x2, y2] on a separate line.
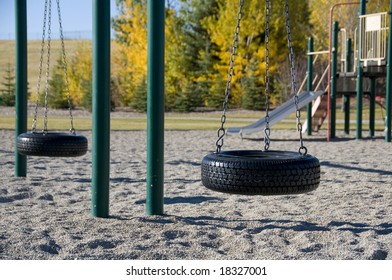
[201, 150, 320, 195]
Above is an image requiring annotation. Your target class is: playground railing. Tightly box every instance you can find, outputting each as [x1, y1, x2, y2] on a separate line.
[340, 28, 347, 71]
[357, 12, 389, 67]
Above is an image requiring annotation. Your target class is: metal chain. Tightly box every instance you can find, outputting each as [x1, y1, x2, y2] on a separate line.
[56, 0, 75, 133]
[43, 0, 52, 133]
[264, 0, 271, 151]
[32, 0, 49, 132]
[284, 0, 307, 155]
[215, 0, 245, 153]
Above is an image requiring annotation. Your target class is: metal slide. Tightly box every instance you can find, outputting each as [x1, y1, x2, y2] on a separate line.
[226, 90, 325, 135]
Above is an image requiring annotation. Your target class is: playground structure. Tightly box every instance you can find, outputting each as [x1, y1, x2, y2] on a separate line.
[12, 0, 392, 217]
[316, 4, 391, 141]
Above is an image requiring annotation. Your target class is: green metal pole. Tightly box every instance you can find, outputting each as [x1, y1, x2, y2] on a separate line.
[15, 0, 27, 177]
[385, 0, 392, 142]
[330, 21, 339, 139]
[146, 0, 165, 215]
[369, 77, 376, 137]
[344, 38, 352, 134]
[356, 0, 366, 139]
[91, 0, 110, 218]
[356, 66, 364, 139]
[345, 38, 352, 72]
[306, 37, 313, 136]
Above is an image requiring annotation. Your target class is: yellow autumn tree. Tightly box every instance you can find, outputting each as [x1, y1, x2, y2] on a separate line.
[203, 0, 264, 107]
[204, 0, 309, 107]
[112, 0, 148, 105]
[67, 41, 92, 108]
[113, 0, 183, 110]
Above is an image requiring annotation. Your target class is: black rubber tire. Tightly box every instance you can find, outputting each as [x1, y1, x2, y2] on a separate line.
[17, 132, 88, 157]
[201, 150, 320, 195]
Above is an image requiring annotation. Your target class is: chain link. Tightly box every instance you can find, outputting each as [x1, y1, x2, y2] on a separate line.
[43, 0, 52, 133]
[264, 0, 271, 151]
[56, 0, 75, 133]
[32, 0, 49, 132]
[215, 0, 245, 153]
[31, 0, 75, 134]
[284, 0, 307, 155]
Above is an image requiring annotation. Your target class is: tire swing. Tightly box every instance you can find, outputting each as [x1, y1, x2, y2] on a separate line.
[201, 0, 320, 195]
[17, 0, 87, 157]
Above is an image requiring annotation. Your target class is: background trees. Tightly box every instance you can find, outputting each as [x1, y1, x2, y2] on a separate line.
[20, 0, 388, 112]
[110, 0, 310, 112]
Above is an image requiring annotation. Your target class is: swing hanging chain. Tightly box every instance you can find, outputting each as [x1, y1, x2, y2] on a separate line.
[32, 0, 49, 132]
[43, 0, 53, 133]
[284, 0, 307, 156]
[216, 0, 245, 153]
[56, 0, 75, 134]
[264, 0, 271, 151]
[32, 0, 75, 134]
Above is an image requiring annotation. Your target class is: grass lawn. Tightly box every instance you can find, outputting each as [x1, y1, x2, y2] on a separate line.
[0, 105, 386, 131]
[0, 115, 295, 131]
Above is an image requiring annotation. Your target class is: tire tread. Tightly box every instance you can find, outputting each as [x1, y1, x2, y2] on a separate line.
[201, 150, 320, 195]
[17, 132, 88, 157]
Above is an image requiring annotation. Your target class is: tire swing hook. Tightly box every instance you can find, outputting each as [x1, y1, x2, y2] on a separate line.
[299, 146, 308, 156]
[216, 127, 226, 153]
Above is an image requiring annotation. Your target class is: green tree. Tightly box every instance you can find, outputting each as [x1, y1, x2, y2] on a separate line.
[43, 56, 69, 109]
[241, 59, 263, 110]
[0, 63, 16, 106]
[110, 74, 122, 110]
[81, 78, 92, 111]
[206, 73, 226, 108]
[129, 76, 147, 112]
[172, 83, 204, 112]
[173, 0, 220, 110]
